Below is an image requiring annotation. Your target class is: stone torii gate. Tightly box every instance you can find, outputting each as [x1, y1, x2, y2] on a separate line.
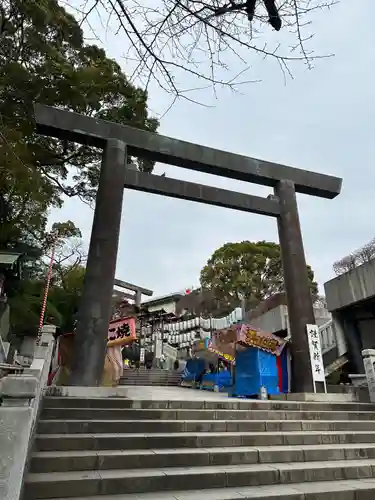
[34, 104, 342, 392]
[113, 278, 153, 308]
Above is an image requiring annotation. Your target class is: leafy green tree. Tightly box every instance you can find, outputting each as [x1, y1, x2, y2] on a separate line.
[7, 279, 62, 338]
[0, 0, 158, 250]
[46, 237, 86, 333]
[7, 237, 86, 347]
[200, 240, 318, 312]
[47, 264, 85, 333]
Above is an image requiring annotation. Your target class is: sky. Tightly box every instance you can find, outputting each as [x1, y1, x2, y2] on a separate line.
[50, 0, 375, 298]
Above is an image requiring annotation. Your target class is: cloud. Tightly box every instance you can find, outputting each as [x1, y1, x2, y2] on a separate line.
[50, 0, 374, 297]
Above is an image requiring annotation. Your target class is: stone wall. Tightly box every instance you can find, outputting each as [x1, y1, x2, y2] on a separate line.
[0, 325, 55, 500]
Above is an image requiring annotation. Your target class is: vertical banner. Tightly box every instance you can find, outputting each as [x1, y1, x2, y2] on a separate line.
[306, 324, 327, 392]
[154, 337, 163, 360]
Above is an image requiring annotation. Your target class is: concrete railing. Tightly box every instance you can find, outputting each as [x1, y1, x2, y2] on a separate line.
[0, 325, 56, 500]
[349, 373, 368, 387]
[319, 319, 337, 355]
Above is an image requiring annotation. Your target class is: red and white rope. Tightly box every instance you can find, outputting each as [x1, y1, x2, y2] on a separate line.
[36, 243, 56, 345]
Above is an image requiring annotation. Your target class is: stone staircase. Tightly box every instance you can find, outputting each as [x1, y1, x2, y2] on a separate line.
[23, 395, 375, 499]
[119, 367, 182, 386]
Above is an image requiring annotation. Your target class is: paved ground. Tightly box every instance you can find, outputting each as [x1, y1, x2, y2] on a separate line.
[48, 383, 361, 403]
[100, 386, 360, 403]
[120, 385, 237, 401]
[47, 384, 240, 401]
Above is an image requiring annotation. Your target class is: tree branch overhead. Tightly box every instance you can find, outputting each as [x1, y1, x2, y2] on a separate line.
[66, 0, 338, 96]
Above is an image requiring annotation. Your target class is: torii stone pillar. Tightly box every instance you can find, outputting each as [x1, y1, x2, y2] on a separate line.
[275, 180, 316, 393]
[69, 139, 127, 386]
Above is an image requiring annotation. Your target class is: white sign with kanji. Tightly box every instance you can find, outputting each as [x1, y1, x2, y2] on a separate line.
[140, 348, 145, 364]
[306, 324, 325, 384]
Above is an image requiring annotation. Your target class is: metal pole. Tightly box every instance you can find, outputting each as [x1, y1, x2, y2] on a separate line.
[275, 179, 315, 393]
[69, 139, 127, 386]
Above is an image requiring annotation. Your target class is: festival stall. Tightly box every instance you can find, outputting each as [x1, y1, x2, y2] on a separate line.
[201, 337, 234, 392]
[48, 331, 74, 386]
[102, 316, 137, 386]
[231, 323, 288, 397]
[183, 322, 289, 397]
[183, 337, 235, 391]
[180, 356, 206, 388]
[48, 316, 137, 386]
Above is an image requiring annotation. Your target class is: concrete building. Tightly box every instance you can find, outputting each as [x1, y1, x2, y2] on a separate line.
[247, 302, 331, 336]
[324, 258, 375, 374]
[246, 294, 347, 376]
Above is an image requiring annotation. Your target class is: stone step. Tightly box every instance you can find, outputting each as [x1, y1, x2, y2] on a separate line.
[119, 373, 181, 377]
[29, 443, 375, 473]
[42, 397, 375, 412]
[118, 381, 181, 387]
[34, 430, 375, 452]
[119, 375, 181, 380]
[119, 373, 180, 377]
[119, 379, 180, 387]
[120, 371, 181, 380]
[120, 375, 181, 379]
[40, 407, 375, 421]
[120, 372, 181, 380]
[23, 459, 375, 499]
[36, 419, 375, 435]
[27, 479, 375, 500]
[121, 368, 165, 373]
[118, 376, 180, 378]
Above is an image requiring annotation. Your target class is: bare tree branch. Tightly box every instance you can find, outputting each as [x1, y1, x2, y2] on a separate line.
[355, 238, 375, 265]
[333, 237, 375, 276]
[333, 254, 357, 276]
[64, 0, 338, 98]
[49, 238, 87, 289]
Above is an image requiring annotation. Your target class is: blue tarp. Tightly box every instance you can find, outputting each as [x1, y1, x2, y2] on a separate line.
[182, 358, 233, 392]
[201, 370, 232, 392]
[182, 358, 206, 382]
[233, 346, 280, 397]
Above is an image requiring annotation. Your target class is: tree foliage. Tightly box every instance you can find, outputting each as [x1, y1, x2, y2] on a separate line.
[200, 240, 318, 311]
[70, 0, 337, 98]
[7, 238, 86, 346]
[0, 1, 159, 347]
[0, 0, 158, 249]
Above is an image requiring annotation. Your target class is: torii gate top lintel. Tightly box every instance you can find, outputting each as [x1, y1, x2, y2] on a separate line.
[34, 104, 342, 200]
[114, 278, 153, 297]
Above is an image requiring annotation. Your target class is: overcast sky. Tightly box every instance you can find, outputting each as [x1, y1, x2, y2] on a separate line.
[51, 0, 374, 298]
